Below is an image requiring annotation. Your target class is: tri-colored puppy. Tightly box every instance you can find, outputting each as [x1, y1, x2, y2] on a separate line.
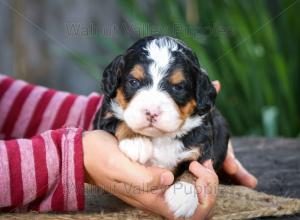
[94, 35, 229, 218]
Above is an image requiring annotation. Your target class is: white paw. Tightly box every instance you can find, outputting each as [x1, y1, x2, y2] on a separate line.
[165, 181, 198, 218]
[119, 137, 153, 164]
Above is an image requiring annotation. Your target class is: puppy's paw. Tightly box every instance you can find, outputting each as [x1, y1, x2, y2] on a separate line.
[165, 181, 198, 218]
[119, 137, 153, 164]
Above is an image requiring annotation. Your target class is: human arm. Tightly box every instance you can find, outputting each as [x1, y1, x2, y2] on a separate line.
[0, 74, 102, 139]
[0, 127, 84, 212]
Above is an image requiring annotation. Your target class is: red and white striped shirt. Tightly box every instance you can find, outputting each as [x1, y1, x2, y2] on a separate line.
[0, 74, 103, 212]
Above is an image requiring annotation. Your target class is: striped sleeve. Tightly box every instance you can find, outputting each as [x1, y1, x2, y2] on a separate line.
[0, 127, 84, 212]
[0, 74, 104, 212]
[0, 74, 103, 140]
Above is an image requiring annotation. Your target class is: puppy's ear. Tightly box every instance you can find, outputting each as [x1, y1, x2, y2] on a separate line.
[101, 55, 124, 98]
[195, 68, 217, 115]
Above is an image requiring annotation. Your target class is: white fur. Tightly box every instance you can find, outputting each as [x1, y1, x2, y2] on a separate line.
[150, 137, 199, 169]
[145, 37, 178, 69]
[174, 115, 205, 138]
[119, 136, 199, 169]
[123, 89, 182, 136]
[148, 63, 167, 90]
[151, 137, 184, 168]
[119, 137, 153, 163]
[116, 37, 201, 217]
[165, 181, 198, 218]
[112, 37, 196, 138]
[110, 100, 124, 120]
[145, 37, 179, 89]
[121, 38, 187, 137]
[111, 95, 204, 138]
[115, 37, 202, 218]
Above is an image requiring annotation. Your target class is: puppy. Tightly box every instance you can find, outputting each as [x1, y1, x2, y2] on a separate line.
[94, 35, 229, 218]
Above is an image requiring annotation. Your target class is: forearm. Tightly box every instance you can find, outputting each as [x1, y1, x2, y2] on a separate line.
[0, 74, 103, 139]
[0, 127, 84, 212]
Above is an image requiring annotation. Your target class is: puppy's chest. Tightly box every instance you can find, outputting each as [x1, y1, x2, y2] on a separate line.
[149, 137, 199, 169]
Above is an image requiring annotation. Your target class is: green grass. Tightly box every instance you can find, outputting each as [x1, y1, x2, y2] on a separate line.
[68, 0, 300, 137]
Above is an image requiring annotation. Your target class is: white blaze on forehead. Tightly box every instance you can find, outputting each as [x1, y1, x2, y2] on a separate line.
[145, 38, 180, 89]
[145, 38, 178, 67]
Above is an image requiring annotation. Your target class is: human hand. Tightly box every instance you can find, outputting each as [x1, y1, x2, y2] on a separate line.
[83, 130, 218, 219]
[221, 140, 257, 188]
[212, 80, 257, 188]
[188, 160, 219, 220]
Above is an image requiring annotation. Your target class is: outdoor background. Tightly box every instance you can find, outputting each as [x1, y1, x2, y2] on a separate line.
[0, 0, 299, 137]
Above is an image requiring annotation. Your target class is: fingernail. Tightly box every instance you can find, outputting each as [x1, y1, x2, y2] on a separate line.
[189, 161, 200, 172]
[160, 172, 174, 186]
[248, 175, 258, 188]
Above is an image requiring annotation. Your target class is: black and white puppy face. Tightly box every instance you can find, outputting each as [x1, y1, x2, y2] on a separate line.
[102, 36, 216, 137]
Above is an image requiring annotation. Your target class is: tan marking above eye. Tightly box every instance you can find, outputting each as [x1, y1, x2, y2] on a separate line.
[130, 64, 145, 80]
[169, 69, 185, 84]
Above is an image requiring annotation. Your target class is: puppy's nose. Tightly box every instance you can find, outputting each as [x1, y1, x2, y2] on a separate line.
[145, 109, 160, 123]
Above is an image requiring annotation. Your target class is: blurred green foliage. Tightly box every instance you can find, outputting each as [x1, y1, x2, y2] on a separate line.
[70, 0, 300, 137]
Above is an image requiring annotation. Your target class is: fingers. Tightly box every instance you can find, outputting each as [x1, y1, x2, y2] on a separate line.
[91, 132, 174, 190]
[189, 160, 219, 220]
[222, 140, 257, 188]
[189, 160, 216, 178]
[109, 154, 174, 191]
[231, 159, 257, 188]
[222, 150, 238, 175]
[84, 130, 174, 191]
[212, 80, 221, 93]
[189, 160, 218, 206]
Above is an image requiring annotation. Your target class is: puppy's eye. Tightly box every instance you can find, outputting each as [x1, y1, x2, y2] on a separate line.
[172, 83, 185, 92]
[128, 79, 140, 89]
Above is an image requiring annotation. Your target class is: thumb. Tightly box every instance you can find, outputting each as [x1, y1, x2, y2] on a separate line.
[143, 166, 174, 190]
[113, 156, 174, 191]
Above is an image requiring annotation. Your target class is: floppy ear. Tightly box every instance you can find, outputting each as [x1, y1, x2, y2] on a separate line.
[195, 68, 217, 115]
[101, 55, 124, 98]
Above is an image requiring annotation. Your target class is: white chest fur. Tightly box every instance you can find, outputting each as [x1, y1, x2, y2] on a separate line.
[118, 136, 200, 218]
[150, 137, 194, 169]
[118, 136, 197, 169]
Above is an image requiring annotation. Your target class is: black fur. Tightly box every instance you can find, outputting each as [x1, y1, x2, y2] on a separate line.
[101, 55, 124, 98]
[175, 109, 229, 178]
[93, 96, 121, 135]
[93, 35, 229, 176]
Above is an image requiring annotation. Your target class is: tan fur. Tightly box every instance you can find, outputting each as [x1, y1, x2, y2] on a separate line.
[130, 64, 145, 80]
[183, 147, 202, 162]
[177, 171, 197, 184]
[115, 122, 137, 141]
[116, 89, 128, 109]
[179, 99, 197, 119]
[170, 69, 185, 84]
